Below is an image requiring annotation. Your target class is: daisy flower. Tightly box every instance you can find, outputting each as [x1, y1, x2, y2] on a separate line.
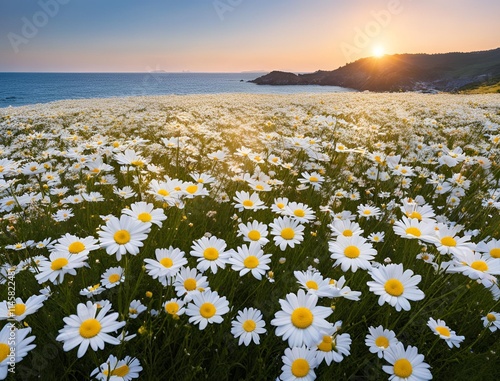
[0, 325, 36, 380]
[368, 231, 385, 243]
[382, 342, 432, 381]
[144, 247, 187, 286]
[163, 298, 186, 318]
[294, 270, 332, 298]
[190, 236, 230, 274]
[122, 201, 167, 228]
[237, 220, 270, 246]
[357, 204, 382, 219]
[367, 263, 425, 312]
[80, 284, 105, 298]
[52, 233, 99, 256]
[271, 197, 289, 215]
[181, 182, 210, 198]
[279, 345, 318, 381]
[316, 322, 352, 365]
[91, 354, 143, 381]
[399, 199, 436, 221]
[98, 215, 151, 261]
[430, 223, 475, 256]
[128, 300, 147, 319]
[298, 171, 324, 190]
[329, 235, 377, 272]
[482, 311, 500, 332]
[35, 251, 89, 285]
[228, 243, 272, 280]
[56, 301, 126, 358]
[269, 216, 305, 251]
[427, 317, 464, 348]
[328, 219, 364, 238]
[445, 250, 500, 288]
[365, 325, 398, 358]
[100, 267, 125, 289]
[174, 267, 210, 302]
[231, 307, 267, 346]
[393, 217, 436, 242]
[328, 276, 362, 301]
[271, 289, 332, 347]
[185, 290, 230, 330]
[0, 294, 46, 322]
[284, 202, 316, 224]
[233, 191, 267, 212]
[114, 149, 148, 168]
[476, 238, 500, 259]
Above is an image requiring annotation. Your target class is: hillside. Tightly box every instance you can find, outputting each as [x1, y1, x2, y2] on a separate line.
[250, 48, 500, 92]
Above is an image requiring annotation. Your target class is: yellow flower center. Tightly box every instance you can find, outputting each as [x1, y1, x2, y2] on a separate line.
[165, 302, 180, 315]
[79, 318, 101, 338]
[130, 160, 144, 167]
[384, 279, 404, 296]
[14, 303, 26, 316]
[103, 364, 130, 377]
[435, 326, 451, 337]
[160, 257, 173, 268]
[203, 247, 219, 260]
[318, 335, 333, 352]
[342, 229, 353, 237]
[408, 211, 422, 220]
[276, 202, 285, 209]
[108, 274, 121, 283]
[489, 248, 500, 259]
[306, 280, 318, 290]
[405, 227, 421, 237]
[243, 200, 254, 207]
[291, 358, 310, 377]
[200, 302, 216, 318]
[393, 358, 413, 378]
[363, 210, 372, 215]
[242, 319, 256, 332]
[487, 313, 496, 322]
[186, 185, 198, 194]
[247, 230, 261, 241]
[114, 230, 131, 244]
[294, 209, 305, 218]
[243, 256, 259, 269]
[344, 245, 360, 258]
[51, 257, 68, 270]
[281, 227, 295, 240]
[184, 278, 197, 291]
[471, 260, 488, 272]
[375, 336, 389, 348]
[440, 236, 456, 247]
[255, 185, 264, 190]
[0, 344, 10, 362]
[309, 176, 318, 182]
[158, 189, 169, 196]
[137, 212, 152, 222]
[291, 307, 313, 329]
[68, 241, 85, 254]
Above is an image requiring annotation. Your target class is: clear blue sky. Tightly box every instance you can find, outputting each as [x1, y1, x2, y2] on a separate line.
[1, 0, 499, 72]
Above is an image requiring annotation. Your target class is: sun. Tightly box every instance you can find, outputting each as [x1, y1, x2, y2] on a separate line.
[372, 46, 385, 58]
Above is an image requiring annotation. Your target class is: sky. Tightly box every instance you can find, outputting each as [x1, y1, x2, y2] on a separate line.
[0, 0, 499, 73]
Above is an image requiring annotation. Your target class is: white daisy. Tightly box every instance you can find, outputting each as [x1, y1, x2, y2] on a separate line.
[231, 307, 267, 346]
[144, 246, 187, 286]
[35, 251, 89, 285]
[128, 300, 147, 319]
[0, 294, 46, 322]
[284, 202, 316, 223]
[228, 243, 272, 280]
[237, 220, 270, 246]
[174, 267, 210, 302]
[427, 317, 464, 348]
[367, 263, 425, 312]
[328, 219, 364, 238]
[393, 217, 436, 242]
[233, 191, 267, 212]
[279, 345, 318, 381]
[482, 311, 500, 332]
[100, 267, 125, 289]
[56, 301, 126, 358]
[0, 325, 36, 380]
[315, 321, 352, 365]
[98, 215, 151, 261]
[294, 269, 332, 298]
[163, 298, 186, 318]
[382, 342, 432, 381]
[329, 235, 377, 272]
[269, 216, 305, 251]
[91, 354, 143, 380]
[365, 325, 398, 358]
[271, 289, 332, 347]
[122, 201, 167, 228]
[52, 233, 99, 256]
[190, 236, 230, 274]
[185, 290, 230, 330]
[271, 197, 289, 215]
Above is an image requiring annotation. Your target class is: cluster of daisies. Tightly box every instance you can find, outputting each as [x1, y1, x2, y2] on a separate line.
[1, 93, 500, 380]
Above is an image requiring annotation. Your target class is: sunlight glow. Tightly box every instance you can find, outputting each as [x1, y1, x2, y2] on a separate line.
[373, 46, 385, 58]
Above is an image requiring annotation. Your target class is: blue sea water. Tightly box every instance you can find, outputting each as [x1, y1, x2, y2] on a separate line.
[0, 72, 354, 108]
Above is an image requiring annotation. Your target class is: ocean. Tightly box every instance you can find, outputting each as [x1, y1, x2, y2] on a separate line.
[0, 72, 354, 108]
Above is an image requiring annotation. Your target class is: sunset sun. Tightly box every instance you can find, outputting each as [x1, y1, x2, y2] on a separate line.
[373, 45, 385, 58]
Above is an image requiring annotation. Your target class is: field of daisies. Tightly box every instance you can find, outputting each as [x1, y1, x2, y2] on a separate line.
[0, 92, 500, 380]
